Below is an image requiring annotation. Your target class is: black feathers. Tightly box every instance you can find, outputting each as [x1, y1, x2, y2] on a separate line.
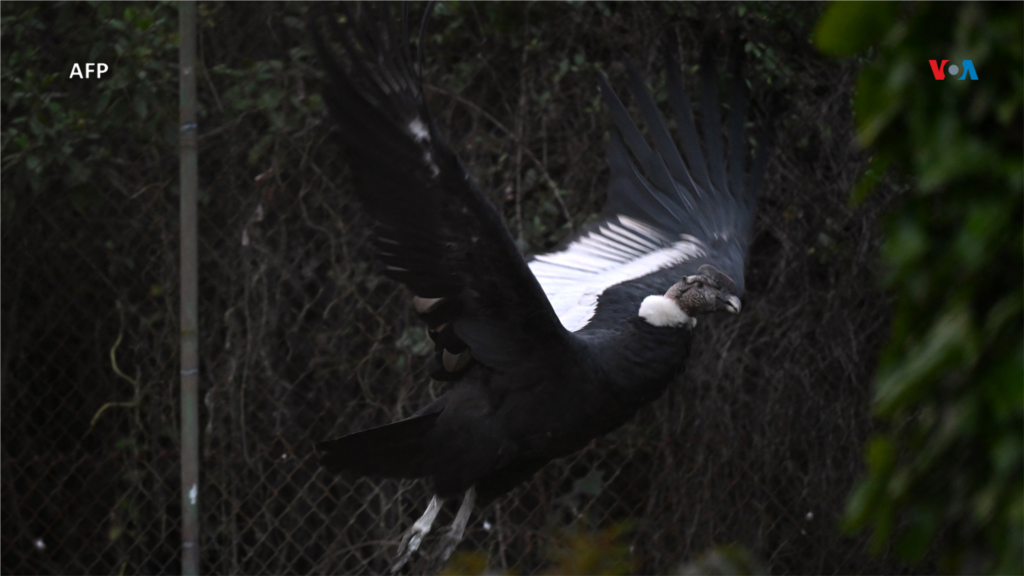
[312, 4, 573, 377]
[596, 48, 771, 299]
[318, 407, 443, 479]
[311, 4, 772, 510]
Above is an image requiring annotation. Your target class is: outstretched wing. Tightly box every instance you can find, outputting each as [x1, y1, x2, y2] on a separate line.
[312, 4, 572, 375]
[530, 47, 773, 332]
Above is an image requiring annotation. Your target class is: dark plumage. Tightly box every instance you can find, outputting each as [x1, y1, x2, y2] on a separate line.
[311, 4, 772, 567]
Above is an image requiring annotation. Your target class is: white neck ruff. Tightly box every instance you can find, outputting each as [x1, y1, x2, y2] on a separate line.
[638, 295, 696, 328]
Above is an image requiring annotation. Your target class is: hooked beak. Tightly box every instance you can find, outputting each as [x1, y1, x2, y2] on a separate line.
[719, 294, 742, 314]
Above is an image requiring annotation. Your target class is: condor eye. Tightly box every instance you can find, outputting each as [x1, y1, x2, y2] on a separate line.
[696, 281, 704, 288]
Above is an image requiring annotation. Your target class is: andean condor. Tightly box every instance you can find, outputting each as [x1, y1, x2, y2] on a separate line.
[311, 4, 772, 569]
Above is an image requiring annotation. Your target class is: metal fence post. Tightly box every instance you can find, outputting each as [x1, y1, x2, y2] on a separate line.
[179, 2, 200, 575]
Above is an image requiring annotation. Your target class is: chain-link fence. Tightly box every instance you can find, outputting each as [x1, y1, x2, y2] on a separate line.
[3, 2, 915, 574]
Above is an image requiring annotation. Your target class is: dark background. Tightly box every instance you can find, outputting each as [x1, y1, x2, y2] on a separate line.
[5, 2, 1017, 574]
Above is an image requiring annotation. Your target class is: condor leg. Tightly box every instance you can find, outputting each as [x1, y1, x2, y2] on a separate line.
[436, 487, 476, 563]
[391, 495, 443, 573]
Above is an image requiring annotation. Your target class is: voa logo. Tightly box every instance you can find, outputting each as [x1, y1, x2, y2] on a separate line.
[929, 59, 978, 80]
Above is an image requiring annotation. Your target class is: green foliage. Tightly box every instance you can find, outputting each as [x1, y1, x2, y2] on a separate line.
[817, 3, 1023, 573]
[543, 521, 634, 576]
[442, 550, 491, 576]
[1, 2, 179, 218]
[0, 2, 322, 218]
[814, 2, 897, 58]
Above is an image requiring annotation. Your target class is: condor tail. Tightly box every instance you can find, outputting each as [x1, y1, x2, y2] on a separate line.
[316, 409, 441, 479]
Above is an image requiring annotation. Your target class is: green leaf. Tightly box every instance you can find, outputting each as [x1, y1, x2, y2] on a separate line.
[843, 479, 878, 532]
[874, 308, 973, 417]
[851, 156, 891, 205]
[865, 435, 895, 474]
[247, 134, 273, 165]
[897, 506, 940, 561]
[815, 2, 898, 57]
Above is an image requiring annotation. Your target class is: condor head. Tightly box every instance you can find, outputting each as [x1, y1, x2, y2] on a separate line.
[639, 265, 741, 328]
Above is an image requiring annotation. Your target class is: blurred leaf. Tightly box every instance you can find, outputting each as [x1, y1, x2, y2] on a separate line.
[395, 327, 433, 357]
[544, 521, 633, 576]
[677, 544, 767, 576]
[247, 134, 273, 165]
[573, 469, 604, 496]
[874, 308, 973, 417]
[822, 2, 1024, 573]
[815, 2, 897, 57]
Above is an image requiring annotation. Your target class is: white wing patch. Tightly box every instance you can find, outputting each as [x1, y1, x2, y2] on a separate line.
[528, 215, 705, 332]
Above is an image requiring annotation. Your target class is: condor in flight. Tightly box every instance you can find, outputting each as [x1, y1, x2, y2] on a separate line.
[311, 4, 772, 570]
